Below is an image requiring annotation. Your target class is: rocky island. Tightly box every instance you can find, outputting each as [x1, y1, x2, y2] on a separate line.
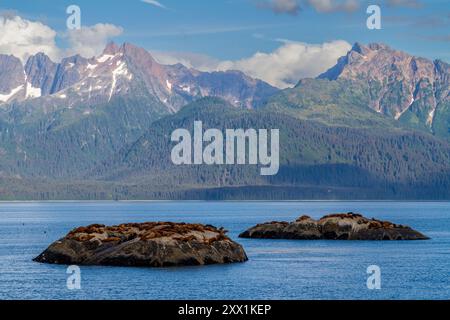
[239, 213, 429, 240]
[34, 222, 248, 267]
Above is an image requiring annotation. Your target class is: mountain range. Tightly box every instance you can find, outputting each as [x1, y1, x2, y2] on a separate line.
[0, 42, 449, 200]
[319, 43, 450, 138]
[1, 42, 277, 111]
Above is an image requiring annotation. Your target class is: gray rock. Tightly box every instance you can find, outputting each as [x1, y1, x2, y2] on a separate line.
[240, 213, 429, 240]
[25, 53, 57, 95]
[34, 222, 248, 267]
[0, 54, 24, 95]
[50, 55, 89, 94]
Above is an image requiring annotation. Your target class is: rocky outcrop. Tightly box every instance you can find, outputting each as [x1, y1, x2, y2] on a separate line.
[239, 213, 429, 240]
[24, 53, 58, 96]
[0, 54, 25, 103]
[34, 222, 248, 267]
[318, 43, 450, 130]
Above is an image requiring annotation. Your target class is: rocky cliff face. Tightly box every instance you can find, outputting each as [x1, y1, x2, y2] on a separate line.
[24, 53, 58, 96]
[0, 55, 26, 102]
[318, 43, 450, 133]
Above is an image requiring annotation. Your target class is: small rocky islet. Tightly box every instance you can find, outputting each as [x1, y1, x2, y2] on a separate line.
[34, 222, 248, 267]
[34, 213, 428, 268]
[239, 213, 429, 241]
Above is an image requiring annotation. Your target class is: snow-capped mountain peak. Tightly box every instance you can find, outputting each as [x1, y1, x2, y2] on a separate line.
[0, 42, 278, 114]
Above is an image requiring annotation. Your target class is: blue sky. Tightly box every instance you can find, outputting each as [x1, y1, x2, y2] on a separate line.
[2, 0, 448, 59]
[0, 0, 449, 87]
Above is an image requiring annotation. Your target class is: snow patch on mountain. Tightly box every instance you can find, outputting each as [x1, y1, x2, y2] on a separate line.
[427, 108, 436, 126]
[97, 54, 115, 63]
[0, 85, 24, 103]
[109, 61, 129, 101]
[166, 80, 173, 92]
[26, 82, 41, 98]
[86, 63, 98, 71]
[0, 42, 278, 113]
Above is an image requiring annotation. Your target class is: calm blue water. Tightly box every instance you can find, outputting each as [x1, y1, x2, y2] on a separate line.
[0, 201, 449, 300]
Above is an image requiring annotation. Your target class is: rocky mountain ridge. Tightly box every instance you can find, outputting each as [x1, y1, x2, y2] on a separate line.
[0, 42, 277, 113]
[318, 42, 450, 134]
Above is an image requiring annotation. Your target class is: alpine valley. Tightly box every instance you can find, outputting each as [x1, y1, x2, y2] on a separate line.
[0, 42, 449, 200]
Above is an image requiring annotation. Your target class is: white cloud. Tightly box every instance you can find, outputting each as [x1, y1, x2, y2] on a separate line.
[259, 0, 359, 14]
[386, 0, 422, 8]
[0, 14, 123, 62]
[151, 51, 221, 70]
[217, 40, 351, 88]
[0, 15, 60, 62]
[258, 0, 423, 16]
[153, 40, 352, 88]
[306, 0, 359, 13]
[65, 24, 124, 58]
[0, 15, 350, 89]
[141, 0, 167, 9]
[261, 0, 301, 15]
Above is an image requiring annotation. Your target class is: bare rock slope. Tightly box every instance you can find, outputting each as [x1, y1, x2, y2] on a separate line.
[318, 43, 450, 133]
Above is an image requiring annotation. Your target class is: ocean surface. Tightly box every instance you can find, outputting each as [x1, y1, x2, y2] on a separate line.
[0, 201, 449, 300]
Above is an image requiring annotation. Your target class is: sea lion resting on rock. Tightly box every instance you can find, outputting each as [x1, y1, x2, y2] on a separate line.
[239, 213, 429, 240]
[34, 222, 248, 267]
